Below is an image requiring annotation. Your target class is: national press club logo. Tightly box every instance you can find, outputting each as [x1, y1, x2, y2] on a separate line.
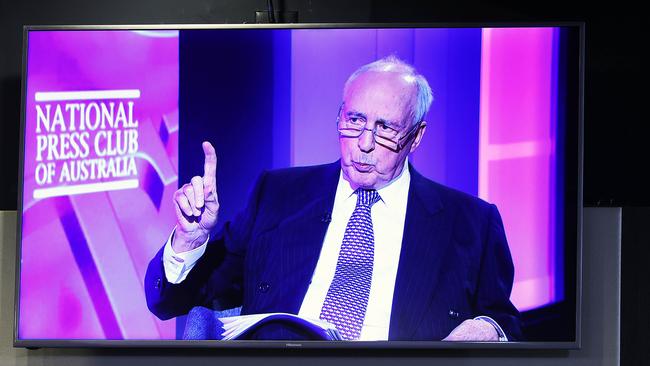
[31, 89, 141, 199]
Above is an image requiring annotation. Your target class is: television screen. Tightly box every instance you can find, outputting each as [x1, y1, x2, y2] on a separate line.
[14, 23, 583, 348]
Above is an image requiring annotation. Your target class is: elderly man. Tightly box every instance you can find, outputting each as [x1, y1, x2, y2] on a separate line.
[145, 55, 521, 341]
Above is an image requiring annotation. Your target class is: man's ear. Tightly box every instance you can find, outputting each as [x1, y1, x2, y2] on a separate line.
[409, 121, 427, 153]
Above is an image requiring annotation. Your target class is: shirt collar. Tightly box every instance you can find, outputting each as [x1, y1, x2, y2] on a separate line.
[337, 159, 411, 208]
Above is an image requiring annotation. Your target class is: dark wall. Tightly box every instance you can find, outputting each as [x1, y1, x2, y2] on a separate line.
[621, 207, 650, 366]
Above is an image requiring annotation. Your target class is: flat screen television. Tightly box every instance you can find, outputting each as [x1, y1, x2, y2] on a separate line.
[14, 23, 583, 348]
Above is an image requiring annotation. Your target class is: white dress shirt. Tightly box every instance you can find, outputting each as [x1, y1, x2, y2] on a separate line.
[297, 163, 410, 340]
[162, 161, 508, 341]
[162, 229, 208, 284]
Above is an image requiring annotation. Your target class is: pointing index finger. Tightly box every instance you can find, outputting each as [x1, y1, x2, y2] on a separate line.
[202, 141, 217, 186]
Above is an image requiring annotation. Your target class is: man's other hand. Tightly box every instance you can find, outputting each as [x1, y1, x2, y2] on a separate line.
[442, 319, 498, 341]
[172, 141, 220, 253]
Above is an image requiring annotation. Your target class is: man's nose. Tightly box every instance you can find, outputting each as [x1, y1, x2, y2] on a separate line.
[357, 128, 375, 153]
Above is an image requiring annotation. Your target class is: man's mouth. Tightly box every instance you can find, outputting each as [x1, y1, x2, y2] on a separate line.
[352, 161, 374, 172]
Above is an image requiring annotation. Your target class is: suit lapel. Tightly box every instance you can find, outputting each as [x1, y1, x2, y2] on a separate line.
[389, 165, 449, 340]
[266, 162, 340, 313]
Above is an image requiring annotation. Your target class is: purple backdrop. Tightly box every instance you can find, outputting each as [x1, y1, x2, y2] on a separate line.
[20, 30, 179, 339]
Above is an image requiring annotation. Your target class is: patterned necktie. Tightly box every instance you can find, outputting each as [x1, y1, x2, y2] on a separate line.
[320, 188, 381, 340]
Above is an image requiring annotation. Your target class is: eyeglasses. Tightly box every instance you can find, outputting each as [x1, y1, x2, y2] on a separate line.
[336, 106, 423, 152]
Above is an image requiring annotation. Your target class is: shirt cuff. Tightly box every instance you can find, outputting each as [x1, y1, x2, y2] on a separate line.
[162, 227, 209, 284]
[474, 315, 508, 342]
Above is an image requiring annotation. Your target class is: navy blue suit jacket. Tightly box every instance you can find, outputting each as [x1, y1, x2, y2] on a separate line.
[145, 161, 522, 340]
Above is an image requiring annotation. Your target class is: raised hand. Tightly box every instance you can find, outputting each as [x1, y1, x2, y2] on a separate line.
[172, 141, 220, 252]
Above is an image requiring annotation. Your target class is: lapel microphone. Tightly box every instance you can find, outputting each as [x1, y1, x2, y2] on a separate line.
[321, 212, 332, 223]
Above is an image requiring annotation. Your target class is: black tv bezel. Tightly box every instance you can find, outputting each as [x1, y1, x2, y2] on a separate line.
[14, 22, 584, 350]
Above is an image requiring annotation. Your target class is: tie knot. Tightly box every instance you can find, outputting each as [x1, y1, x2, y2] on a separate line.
[355, 189, 381, 207]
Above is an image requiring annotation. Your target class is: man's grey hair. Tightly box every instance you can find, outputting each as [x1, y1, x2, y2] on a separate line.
[343, 55, 434, 127]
